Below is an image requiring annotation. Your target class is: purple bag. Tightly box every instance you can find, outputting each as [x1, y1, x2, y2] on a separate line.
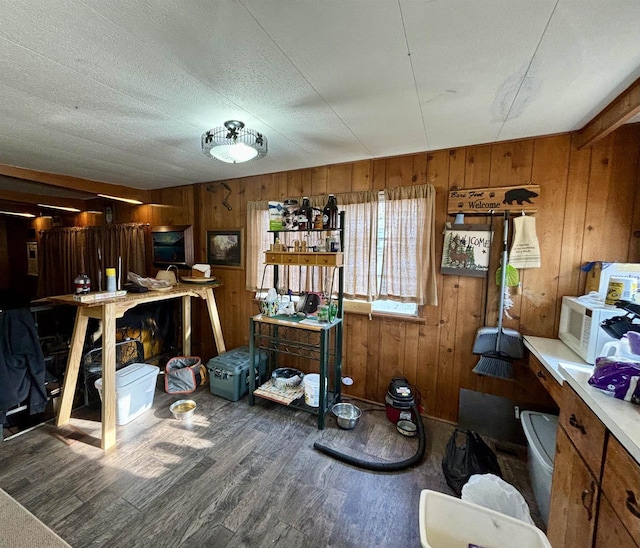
[588, 357, 640, 404]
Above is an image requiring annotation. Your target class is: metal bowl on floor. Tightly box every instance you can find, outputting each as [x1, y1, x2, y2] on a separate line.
[169, 400, 196, 420]
[397, 419, 417, 437]
[332, 403, 362, 430]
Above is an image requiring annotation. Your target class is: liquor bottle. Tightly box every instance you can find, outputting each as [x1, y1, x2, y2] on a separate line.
[322, 194, 338, 229]
[296, 197, 313, 230]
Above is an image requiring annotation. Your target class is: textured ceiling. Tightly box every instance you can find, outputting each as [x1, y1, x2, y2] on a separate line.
[1, 0, 639, 191]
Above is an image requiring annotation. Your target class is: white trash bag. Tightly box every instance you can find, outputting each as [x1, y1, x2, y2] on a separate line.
[461, 473, 535, 525]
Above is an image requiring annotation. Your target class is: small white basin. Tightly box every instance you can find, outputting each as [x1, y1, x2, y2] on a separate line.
[418, 490, 551, 548]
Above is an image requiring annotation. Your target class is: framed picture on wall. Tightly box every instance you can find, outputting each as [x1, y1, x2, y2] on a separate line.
[151, 225, 194, 267]
[441, 223, 493, 277]
[206, 229, 244, 269]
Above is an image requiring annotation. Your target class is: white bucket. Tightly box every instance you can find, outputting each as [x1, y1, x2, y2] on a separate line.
[304, 373, 320, 407]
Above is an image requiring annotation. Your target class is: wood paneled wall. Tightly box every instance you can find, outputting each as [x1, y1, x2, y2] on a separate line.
[129, 126, 640, 423]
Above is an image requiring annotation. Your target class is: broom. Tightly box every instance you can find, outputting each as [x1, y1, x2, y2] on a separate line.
[472, 211, 524, 379]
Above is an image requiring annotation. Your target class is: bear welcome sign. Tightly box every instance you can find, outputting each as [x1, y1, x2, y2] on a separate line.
[447, 184, 540, 215]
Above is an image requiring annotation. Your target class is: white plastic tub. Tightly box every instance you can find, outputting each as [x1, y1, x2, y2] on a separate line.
[520, 411, 558, 526]
[95, 363, 159, 425]
[303, 373, 320, 407]
[419, 490, 551, 548]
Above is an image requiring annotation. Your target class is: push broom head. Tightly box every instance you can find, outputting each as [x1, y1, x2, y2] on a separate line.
[497, 328, 524, 359]
[472, 327, 524, 358]
[472, 354, 514, 380]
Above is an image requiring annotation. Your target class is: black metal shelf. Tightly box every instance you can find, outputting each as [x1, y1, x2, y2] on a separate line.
[268, 227, 341, 233]
[249, 212, 345, 429]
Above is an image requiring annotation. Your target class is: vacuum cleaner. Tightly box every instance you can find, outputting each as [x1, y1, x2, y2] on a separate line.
[313, 377, 426, 472]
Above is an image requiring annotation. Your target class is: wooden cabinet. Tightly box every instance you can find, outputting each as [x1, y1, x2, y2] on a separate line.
[559, 382, 606, 478]
[549, 383, 640, 548]
[529, 354, 563, 405]
[548, 426, 599, 547]
[264, 251, 343, 266]
[601, 436, 640, 545]
[595, 495, 638, 548]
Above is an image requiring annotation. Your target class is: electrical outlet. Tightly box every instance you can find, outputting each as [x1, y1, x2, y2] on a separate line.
[514, 405, 520, 420]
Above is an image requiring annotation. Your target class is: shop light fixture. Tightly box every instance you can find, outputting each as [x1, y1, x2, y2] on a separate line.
[37, 203, 81, 213]
[0, 210, 35, 218]
[97, 194, 144, 205]
[202, 120, 267, 163]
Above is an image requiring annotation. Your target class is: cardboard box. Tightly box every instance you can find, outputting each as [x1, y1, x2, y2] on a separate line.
[584, 262, 640, 297]
[269, 201, 284, 231]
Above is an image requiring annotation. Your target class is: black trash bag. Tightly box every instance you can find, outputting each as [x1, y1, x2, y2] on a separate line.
[441, 429, 502, 496]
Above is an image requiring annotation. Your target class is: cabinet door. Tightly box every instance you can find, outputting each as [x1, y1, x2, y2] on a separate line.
[595, 495, 639, 548]
[560, 384, 606, 478]
[548, 427, 599, 548]
[602, 435, 640, 542]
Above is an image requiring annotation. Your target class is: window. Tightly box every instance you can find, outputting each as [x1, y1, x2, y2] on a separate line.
[373, 191, 417, 315]
[246, 184, 437, 314]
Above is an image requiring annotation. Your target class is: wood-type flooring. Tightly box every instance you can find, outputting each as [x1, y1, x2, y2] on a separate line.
[0, 385, 543, 547]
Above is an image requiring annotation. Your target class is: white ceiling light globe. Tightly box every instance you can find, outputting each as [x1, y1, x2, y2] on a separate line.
[209, 143, 259, 163]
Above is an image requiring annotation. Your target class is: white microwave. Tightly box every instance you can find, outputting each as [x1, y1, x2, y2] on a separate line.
[558, 296, 621, 364]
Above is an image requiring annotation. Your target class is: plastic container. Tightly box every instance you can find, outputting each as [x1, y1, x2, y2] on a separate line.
[95, 363, 159, 425]
[520, 411, 559, 526]
[601, 337, 639, 360]
[303, 373, 320, 407]
[419, 490, 551, 548]
[206, 346, 268, 402]
[105, 267, 117, 292]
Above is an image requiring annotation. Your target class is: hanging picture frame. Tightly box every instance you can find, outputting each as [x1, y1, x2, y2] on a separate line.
[151, 225, 194, 267]
[206, 228, 244, 269]
[441, 223, 493, 277]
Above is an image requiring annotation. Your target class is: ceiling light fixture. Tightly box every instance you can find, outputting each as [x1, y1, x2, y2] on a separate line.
[201, 120, 267, 163]
[37, 203, 81, 213]
[97, 194, 144, 205]
[0, 210, 35, 218]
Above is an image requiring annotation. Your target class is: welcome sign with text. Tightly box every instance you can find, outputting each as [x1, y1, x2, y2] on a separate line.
[448, 184, 540, 214]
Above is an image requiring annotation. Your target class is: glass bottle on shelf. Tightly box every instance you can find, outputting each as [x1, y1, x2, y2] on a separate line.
[322, 194, 338, 229]
[296, 197, 313, 230]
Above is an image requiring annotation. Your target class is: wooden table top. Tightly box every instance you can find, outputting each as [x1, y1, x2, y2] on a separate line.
[47, 283, 222, 317]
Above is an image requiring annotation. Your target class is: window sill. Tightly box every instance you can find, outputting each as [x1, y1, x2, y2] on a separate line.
[344, 309, 426, 324]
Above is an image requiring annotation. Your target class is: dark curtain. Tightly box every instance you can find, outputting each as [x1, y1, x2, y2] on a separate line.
[38, 224, 147, 297]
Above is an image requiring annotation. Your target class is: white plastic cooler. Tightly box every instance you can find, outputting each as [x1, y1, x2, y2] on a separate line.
[95, 363, 159, 425]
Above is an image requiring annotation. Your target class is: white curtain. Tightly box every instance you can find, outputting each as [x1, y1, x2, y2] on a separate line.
[379, 184, 437, 306]
[246, 200, 272, 291]
[247, 185, 436, 306]
[339, 191, 378, 301]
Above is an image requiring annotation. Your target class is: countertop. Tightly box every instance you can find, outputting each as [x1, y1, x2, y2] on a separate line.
[560, 364, 640, 463]
[523, 335, 590, 385]
[524, 335, 640, 464]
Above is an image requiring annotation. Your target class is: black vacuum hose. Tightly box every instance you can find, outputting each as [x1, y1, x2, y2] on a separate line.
[313, 403, 426, 472]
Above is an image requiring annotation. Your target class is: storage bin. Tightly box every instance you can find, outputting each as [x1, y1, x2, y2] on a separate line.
[520, 410, 558, 526]
[206, 346, 268, 402]
[164, 356, 204, 394]
[95, 363, 159, 425]
[419, 490, 551, 548]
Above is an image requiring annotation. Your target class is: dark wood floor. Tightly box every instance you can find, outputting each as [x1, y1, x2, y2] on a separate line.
[0, 385, 542, 547]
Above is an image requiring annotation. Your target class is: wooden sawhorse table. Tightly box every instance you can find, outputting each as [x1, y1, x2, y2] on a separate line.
[48, 284, 225, 450]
